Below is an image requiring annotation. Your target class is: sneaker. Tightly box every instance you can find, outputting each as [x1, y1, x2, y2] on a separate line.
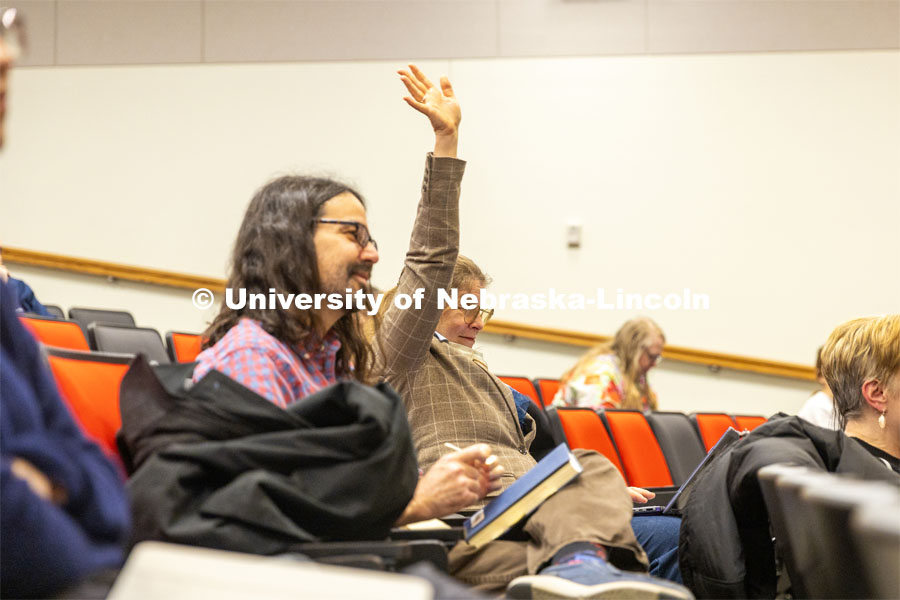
[506, 553, 694, 599]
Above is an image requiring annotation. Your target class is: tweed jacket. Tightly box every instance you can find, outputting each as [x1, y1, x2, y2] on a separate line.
[375, 155, 536, 504]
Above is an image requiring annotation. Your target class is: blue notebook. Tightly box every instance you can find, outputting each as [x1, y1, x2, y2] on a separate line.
[463, 444, 583, 548]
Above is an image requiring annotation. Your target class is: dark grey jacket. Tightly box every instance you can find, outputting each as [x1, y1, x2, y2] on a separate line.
[678, 415, 900, 598]
[119, 356, 419, 554]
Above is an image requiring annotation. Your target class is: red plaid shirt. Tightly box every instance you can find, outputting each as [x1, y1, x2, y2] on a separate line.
[193, 318, 341, 409]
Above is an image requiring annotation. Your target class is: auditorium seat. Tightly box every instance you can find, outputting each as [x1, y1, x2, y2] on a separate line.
[44, 347, 133, 462]
[646, 411, 707, 486]
[166, 331, 203, 363]
[732, 414, 768, 432]
[89, 323, 170, 364]
[691, 413, 739, 451]
[545, 407, 626, 481]
[497, 375, 541, 406]
[600, 410, 674, 488]
[757, 464, 818, 599]
[19, 315, 90, 351]
[802, 477, 900, 598]
[759, 464, 900, 599]
[68, 306, 136, 329]
[43, 304, 66, 319]
[533, 378, 561, 408]
[852, 491, 900, 599]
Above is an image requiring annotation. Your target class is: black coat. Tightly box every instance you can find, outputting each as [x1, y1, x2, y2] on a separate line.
[678, 415, 900, 598]
[118, 356, 419, 555]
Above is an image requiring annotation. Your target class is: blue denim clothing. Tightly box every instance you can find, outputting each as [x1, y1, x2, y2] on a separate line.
[631, 515, 683, 583]
[507, 387, 533, 433]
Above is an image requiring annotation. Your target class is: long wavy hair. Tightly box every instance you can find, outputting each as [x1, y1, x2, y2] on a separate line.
[562, 316, 665, 410]
[203, 175, 373, 382]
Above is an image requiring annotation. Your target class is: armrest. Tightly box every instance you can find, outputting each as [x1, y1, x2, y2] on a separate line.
[390, 527, 464, 545]
[294, 540, 448, 572]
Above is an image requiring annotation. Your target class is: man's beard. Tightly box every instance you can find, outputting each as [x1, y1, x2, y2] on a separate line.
[319, 262, 374, 314]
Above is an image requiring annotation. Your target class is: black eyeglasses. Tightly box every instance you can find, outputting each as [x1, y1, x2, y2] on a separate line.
[462, 307, 493, 326]
[643, 348, 663, 366]
[313, 219, 378, 251]
[1, 7, 26, 61]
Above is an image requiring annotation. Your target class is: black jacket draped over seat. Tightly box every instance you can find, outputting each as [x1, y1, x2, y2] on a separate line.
[678, 414, 900, 598]
[118, 356, 419, 555]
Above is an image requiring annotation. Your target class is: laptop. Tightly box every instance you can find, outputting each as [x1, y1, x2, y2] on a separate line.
[633, 427, 744, 517]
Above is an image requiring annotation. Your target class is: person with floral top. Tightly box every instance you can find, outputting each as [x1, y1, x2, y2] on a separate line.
[554, 317, 665, 412]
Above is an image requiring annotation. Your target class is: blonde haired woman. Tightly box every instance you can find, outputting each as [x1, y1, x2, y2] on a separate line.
[554, 317, 665, 411]
[821, 314, 900, 473]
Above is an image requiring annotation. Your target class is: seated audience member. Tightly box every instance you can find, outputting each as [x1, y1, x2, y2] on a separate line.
[821, 315, 899, 472]
[553, 317, 664, 411]
[678, 315, 899, 597]
[1, 15, 130, 598]
[177, 66, 498, 527]
[375, 250, 688, 596]
[0, 280, 131, 598]
[0, 248, 52, 317]
[797, 346, 839, 430]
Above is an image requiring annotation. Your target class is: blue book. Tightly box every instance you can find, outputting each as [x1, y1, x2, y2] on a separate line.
[463, 443, 583, 548]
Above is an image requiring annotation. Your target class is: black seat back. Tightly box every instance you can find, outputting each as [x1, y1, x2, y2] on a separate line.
[69, 306, 136, 329]
[646, 411, 706, 486]
[89, 323, 170, 364]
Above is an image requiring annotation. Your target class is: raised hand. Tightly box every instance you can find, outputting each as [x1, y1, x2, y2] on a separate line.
[398, 64, 460, 157]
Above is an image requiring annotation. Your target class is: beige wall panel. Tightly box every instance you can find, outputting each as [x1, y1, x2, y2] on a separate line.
[10, 1, 56, 66]
[56, 1, 203, 65]
[498, 0, 645, 57]
[648, 0, 900, 54]
[204, 1, 498, 63]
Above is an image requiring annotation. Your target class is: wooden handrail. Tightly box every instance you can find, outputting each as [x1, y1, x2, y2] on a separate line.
[485, 320, 816, 381]
[3, 246, 226, 292]
[3, 246, 817, 381]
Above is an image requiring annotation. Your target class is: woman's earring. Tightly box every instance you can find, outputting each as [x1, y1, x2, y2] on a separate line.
[878, 409, 886, 430]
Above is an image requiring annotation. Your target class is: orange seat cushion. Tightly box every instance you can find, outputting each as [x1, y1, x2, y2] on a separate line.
[46, 354, 129, 459]
[695, 413, 739, 451]
[20, 317, 89, 351]
[733, 415, 767, 432]
[535, 379, 560, 408]
[171, 332, 203, 362]
[557, 409, 626, 481]
[604, 411, 673, 487]
[498, 376, 540, 404]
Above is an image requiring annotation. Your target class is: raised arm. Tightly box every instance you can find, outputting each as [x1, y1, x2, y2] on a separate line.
[375, 65, 465, 376]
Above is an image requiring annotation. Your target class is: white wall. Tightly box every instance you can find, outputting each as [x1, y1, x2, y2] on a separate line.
[10, 263, 818, 417]
[3, 50, 897, 416]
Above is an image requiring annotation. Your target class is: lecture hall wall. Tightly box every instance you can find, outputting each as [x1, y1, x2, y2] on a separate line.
[2, 1, 899, 418]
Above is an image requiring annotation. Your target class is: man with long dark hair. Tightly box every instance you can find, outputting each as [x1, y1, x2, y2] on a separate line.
[193, 64, 502, 526]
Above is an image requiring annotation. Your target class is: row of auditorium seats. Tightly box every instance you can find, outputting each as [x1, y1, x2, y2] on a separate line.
[540, 404, 768, 489]
[19, 307, 203, 462]
[22, 308, 463, 575]
[547, 407, 706, 488]
[24, 309, 767, 490]
[19, 311, 202, 364]
[497, 375, 767, 484]
[499, 376, 766, 438]
[758, 465, 900, 599]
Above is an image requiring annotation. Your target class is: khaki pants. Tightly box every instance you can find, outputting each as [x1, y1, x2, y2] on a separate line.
[448, 450, 648, 594]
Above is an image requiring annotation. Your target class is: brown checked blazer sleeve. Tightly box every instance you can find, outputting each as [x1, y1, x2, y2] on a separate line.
[374, 153, 464, 377]
[374, 155, 538, 507]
